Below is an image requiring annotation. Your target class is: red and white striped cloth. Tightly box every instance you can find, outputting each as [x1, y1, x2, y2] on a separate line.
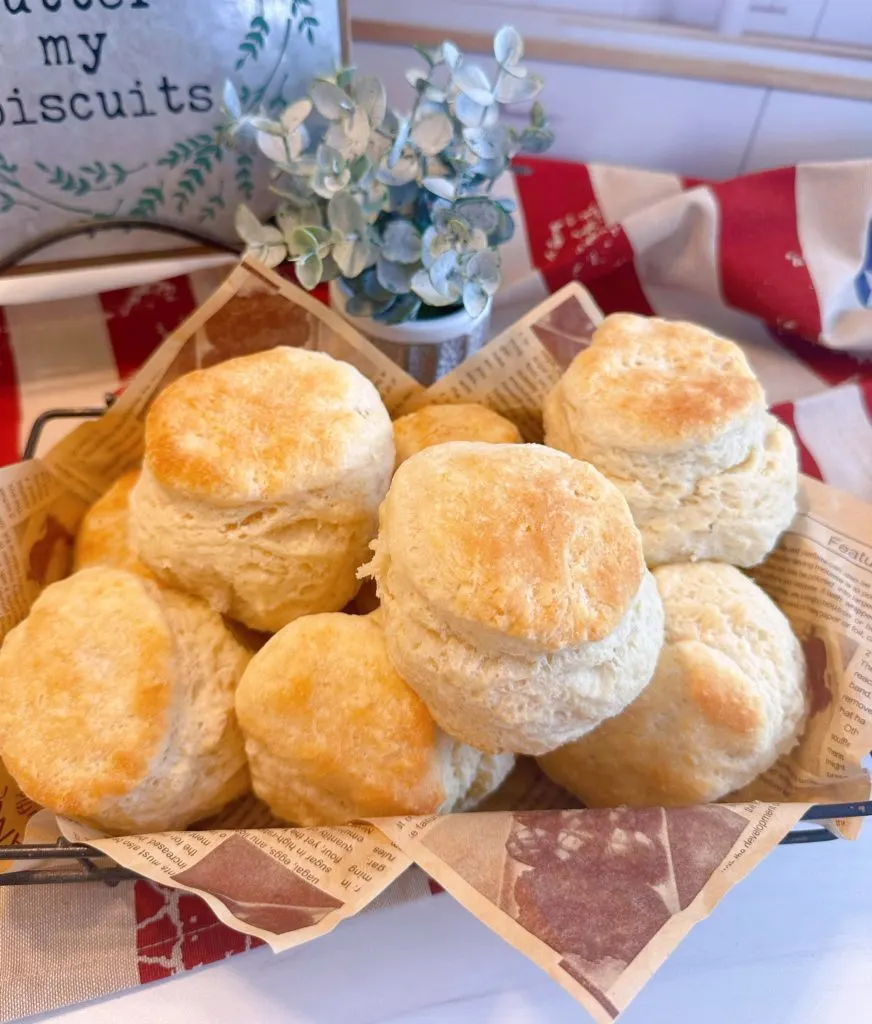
[1, 156, 872, 1018]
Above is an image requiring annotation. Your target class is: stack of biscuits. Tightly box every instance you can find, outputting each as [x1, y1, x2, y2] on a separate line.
[0, 312, 809, 835]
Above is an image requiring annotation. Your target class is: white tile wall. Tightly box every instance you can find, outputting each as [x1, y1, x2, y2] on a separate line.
[743, 91, 872, 172]
[742, 0, 827, 40]
[814, 2, 872, 46]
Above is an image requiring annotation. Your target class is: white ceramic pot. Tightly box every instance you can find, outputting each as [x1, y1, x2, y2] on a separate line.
[329, 280, 491, 385]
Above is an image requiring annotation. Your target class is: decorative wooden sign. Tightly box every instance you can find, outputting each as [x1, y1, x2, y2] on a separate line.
[0, 0, 346, 267]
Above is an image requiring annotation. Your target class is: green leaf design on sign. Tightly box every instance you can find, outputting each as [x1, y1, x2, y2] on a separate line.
[235, 153, 255, 201]
[236, 12, 271, 70]
[34, 160, 146, 197]
[198, 191, 226, 223]
[298, 15, 319, 44]
[129, 184, 166, 219]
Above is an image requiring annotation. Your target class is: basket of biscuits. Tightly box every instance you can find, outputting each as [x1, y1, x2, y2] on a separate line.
[0, 257, 870, 1023]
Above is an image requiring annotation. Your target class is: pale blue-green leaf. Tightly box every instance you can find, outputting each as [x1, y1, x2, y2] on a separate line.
[296, 252, 323, 290]
[328, 190, 367, 236]
[317, 143, 344, 170]
[360, 181, 390, 218]
[324, 122, 353, 158]
[345, 107, 371, 148]
[366, 132, 392, 165]
[333, 238, 376, 278]
[256, 130, 288, 163]
[443, 41, 461, 69]
[492, 205, 515, 244]
[329, 189, 366, 234]
[463, 125, 509, 161]
[222, 80, 241, 119]
[422, 176, 456, 201]
[253, 243, 287, 269]
[452, 63, 493, 106]
[410, 113, 454, 156]
[430, 203, 454, 230]
[312, 166, 351, 198]
[361, 268, 395, 302]
[306, 226, 333, 249]
[388, 118, 411, 168]
[381, 220, 422, 264]
[346, 294, 380, 317]
[288, 226, 320, 257]
[411, 269, 459, 306]
[467, 227, 489, 252]
[249, 116, 282, 134]
[281, 99, 312, 133]
[519, 127, 555, 154]
[531, 100, 546, 129]
[269, 179, 316, 205]
[336, 67, 355, 91]
[287, 124, 309, 160]
[374, 293, 421, 324]
[462, 281, 489, 319]
[353, 75, 387, 127]
[421, 226, 442, 268]
[494, 25, 523, 66]
[275, 206, 302, 236]
[382, 108, 400, 134]
[378, 154, 419, 187]
[470, 154, 508, 179]
[280, 157, 317, 181]
[311, 80, 352, 120]
[344, 272, 368, 295]
[348, 154, 372, 184]
[235, 204, 280, 245]
[467, 251, 501, 294]
[320, 255, 341, 281]
[455, 198, 501, 234]
[276, 203, 322, 237]
[430, 250, 460, 296]
[498, 197, 517, 214]
[377, 255, 416, 294]
[496, 71, 543, 104]
[455, 92, 487, 128]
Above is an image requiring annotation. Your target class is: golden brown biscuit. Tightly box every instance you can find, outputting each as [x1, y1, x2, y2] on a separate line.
[544, 314, 797, 567]
[538, 562, 808, 806]
[393, 403, 521, 468]
[129, 347, 395, 632]
[235, 612, 513, 826]
[363, 442, 664, 755]
[74, 470, 155, 580]
[0, 567, 250, 833]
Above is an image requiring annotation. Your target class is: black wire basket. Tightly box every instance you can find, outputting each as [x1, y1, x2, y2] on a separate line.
[2, 405, 871, 889]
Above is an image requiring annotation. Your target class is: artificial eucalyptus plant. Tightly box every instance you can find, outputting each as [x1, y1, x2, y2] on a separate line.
[223, 26, 553, 324]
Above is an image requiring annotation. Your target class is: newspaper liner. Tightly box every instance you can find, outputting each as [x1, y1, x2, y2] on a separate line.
[0, 257, 870, 1023]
